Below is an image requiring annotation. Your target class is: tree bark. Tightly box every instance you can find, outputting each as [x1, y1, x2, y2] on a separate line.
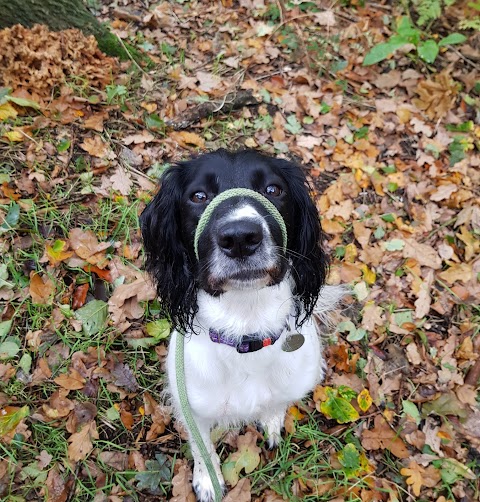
[0, 0, 126, 58]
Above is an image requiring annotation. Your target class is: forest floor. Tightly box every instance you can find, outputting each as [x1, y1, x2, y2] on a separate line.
[0, 1, 480, 501]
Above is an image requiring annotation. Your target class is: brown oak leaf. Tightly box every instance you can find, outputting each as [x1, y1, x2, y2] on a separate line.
[67, 421, 98, 462]
[79, 135, 115, 159]
[54, 368, 86, 390]
[400, 461, 440, 497]
[69, 228, 111, 267]
[170, 460, 196, 502]
[222, 477, 251, 502]
[361, 415, 410, 458]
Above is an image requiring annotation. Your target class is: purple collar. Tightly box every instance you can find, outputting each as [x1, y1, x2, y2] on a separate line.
[209, 327, 285, 353]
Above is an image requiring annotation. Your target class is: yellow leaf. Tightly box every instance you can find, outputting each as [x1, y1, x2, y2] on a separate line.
[357, 389, 373, 412]
[45, 240, 74, 266]
[438, 263, 473, 284]
[222, 432, 261, 487]
[456, 226, 479, 262]
[319, 387, 360, 424]
[287, 405, 305, 421]
[0, 102, 18, 121]
[322, 218, 345, 234]
[344, 243, 358, 263]
[361, 264, 376, 285]
[397, 107, 411, 123]
[313, 385, 328, 402]
[0, 406, 29, 436]
[170, 131, 205, 148]
[4, 130, 24, 142]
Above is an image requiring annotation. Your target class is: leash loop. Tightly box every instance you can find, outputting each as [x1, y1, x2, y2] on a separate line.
[193, 188, 288, 260]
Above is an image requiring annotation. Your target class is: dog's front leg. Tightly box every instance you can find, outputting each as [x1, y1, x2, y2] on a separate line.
[188, 417, 225, 502]
[259, 407, 287, 449]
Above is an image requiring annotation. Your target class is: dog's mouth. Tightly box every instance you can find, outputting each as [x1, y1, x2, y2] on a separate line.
[206, 264, 285, 293]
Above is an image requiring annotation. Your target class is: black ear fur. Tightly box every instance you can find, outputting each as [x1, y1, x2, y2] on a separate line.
[273, 158, 329, 323]
[140, 166, 197, 331]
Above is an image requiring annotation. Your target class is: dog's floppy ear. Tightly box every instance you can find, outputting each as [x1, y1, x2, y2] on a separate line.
[140, 166, 196, 330]
[277, 159, 329, 323]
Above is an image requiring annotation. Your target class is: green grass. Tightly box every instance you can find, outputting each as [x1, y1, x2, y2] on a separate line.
[250, 413, 378, 501]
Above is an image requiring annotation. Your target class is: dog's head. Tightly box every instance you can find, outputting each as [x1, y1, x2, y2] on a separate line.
[141, 149, 328, 330]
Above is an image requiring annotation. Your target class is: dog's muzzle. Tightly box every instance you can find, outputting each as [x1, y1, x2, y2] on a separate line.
[193, 188, 288, 261]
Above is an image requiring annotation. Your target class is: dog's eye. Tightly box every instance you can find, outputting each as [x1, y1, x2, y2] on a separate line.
[265, 184, 282, 197]
[191, 191, 208, 203]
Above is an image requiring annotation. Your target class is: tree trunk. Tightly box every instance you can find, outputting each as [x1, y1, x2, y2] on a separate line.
[0, 0, 126, 59]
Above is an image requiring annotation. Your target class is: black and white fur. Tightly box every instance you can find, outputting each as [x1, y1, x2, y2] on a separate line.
[141, 149, 343, 501]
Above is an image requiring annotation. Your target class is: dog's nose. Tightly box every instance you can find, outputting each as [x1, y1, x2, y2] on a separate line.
[217, 221, 263, 258]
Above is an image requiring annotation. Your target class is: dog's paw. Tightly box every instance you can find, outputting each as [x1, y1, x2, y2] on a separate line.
[267, 428, 283, 449]
[260, 413, 284, 450]
[193, 464, 225, 502]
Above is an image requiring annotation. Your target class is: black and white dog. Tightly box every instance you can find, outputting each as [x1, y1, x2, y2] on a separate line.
[141, 149, 343, 501]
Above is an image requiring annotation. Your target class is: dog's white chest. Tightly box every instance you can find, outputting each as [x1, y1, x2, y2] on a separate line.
[167, 320, 324, 425]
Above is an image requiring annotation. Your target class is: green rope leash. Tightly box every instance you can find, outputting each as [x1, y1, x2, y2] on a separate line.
[175, 333, 223, 502]
[194, 188, 288, 260]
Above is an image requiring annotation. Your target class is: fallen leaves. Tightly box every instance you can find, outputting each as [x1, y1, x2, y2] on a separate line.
[67, 421, 99, 462]
[170, 131, 205, 149]
[170, 460, 196, 502]
[401, 461, 437, 497]
[54, 369, 86, 391]
[143, 392, 171, 441]
[135, 453, 170, 492]
[108, 277, 156, 333]
[74, 300, 108, 336]
[222, 432, 261, 487]
[413, 71, 460, 119]
[68, 228, 111, 267]
[109, 166, 133, 196]
[80, 135, 116, 159]
[44, 240, 74, 266]
[29, 272, 55, 305]
[361, 415, 410, 459]
[315, 386, 360, 424]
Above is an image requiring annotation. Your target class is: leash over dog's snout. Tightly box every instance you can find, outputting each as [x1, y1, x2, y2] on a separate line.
[194, 187, 288, 260]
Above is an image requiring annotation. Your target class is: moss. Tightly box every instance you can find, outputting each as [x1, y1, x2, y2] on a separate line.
[97, 30, 153, 66]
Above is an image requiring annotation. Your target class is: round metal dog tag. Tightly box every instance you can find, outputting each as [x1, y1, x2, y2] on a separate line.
[281, 333, 305, 352]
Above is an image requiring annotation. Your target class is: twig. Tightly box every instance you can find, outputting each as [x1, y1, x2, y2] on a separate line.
[165, 90, 259, 130]
[422, 217, 458, 242]
[124, 163, 154, 181]
[447, 46, 480, 71]
[293, 22, 314, 71]
[266, 13, 317, 42]
[115, 34, 146, 74]
[276, 0, 286, 24]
